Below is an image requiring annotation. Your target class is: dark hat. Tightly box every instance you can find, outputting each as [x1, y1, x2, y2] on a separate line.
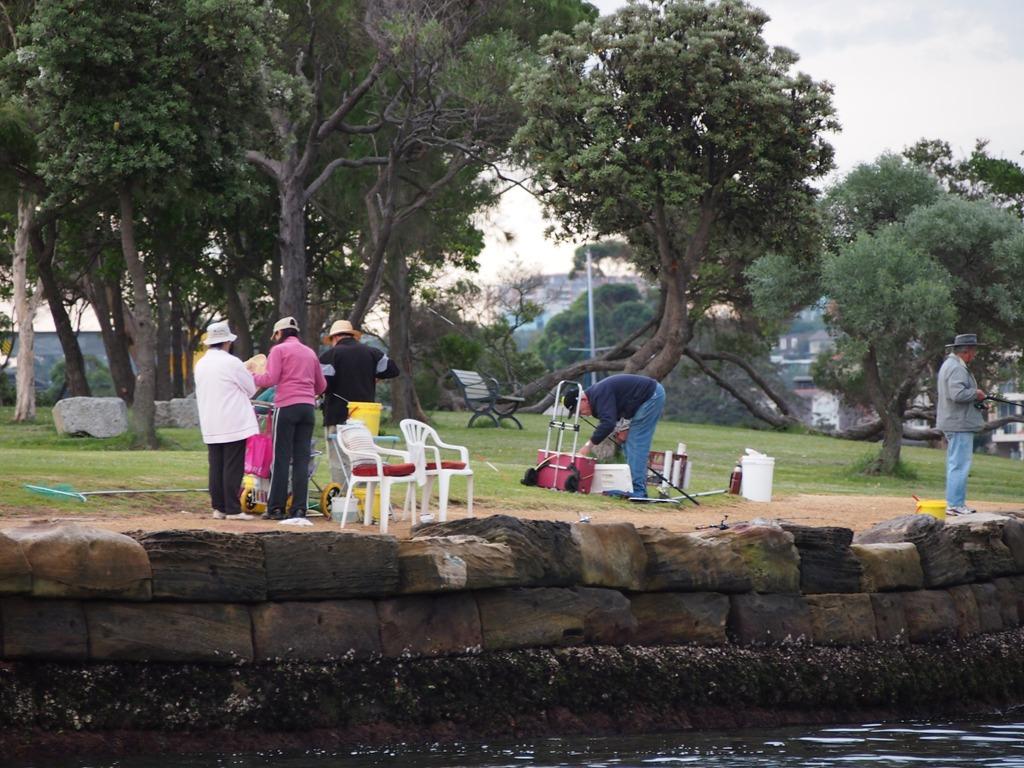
[562, 386, 580, 412]
[945, 333, 987, 348]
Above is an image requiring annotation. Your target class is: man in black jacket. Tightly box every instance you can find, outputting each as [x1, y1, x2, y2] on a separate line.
[563, 373, 665, 498]
[319, 319, 400, 483]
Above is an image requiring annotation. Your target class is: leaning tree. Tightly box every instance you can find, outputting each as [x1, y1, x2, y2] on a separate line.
[513, 0, 837, 415]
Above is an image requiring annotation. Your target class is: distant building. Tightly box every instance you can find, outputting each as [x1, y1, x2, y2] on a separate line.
[1, 301, 106, 391]
[516, 272, 651, 333]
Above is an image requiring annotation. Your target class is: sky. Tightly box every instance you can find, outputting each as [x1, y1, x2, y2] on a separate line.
[474, 0, 1024, 281]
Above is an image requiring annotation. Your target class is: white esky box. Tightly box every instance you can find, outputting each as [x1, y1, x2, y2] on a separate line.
[590, 464, 632, 494]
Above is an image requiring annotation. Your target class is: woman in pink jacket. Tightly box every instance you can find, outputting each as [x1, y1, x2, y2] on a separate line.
[252, 316, 327, 520]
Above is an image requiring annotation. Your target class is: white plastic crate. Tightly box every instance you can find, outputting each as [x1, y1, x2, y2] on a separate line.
[590, 464, 633, 494]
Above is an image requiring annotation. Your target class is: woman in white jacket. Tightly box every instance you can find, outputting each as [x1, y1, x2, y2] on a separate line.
[194, 321, 259, 520]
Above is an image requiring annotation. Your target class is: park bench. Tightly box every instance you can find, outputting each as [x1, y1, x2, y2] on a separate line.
[449, 369, 525, 429]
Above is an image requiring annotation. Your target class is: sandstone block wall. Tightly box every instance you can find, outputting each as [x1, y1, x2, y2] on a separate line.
[3, 512, 1024, 664]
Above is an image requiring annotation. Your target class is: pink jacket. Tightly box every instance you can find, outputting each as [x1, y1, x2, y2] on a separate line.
[253, 336, 327, 407]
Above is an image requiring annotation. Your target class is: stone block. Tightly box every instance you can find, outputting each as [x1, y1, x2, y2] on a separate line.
[415, 515, 583, 586]
[901, 590, 958, 643]
[638, 528, 752, 593]
[86, 602, 253, 664]
[970, 582, 1004, 633]
[855, 515, 972, 587]
[0, 597, 87, 659]
[779, 524, 862, 593]
[992, 576, 1024, 628]
[1000, 517, 1024, 573]
[476, 587, 634, 651]
[805, 593, 877, 645]
[397, 536, 519, 593]
[705, 524, 801, 594]
[52, 396, 128, 438]
[377, 593, 481, 657]
[943, 515, 1017, 580]
[262, 532, 398, 599]
[571, 522, 648, 591]
[132, 530, 266, 602]
[869, 593, 908, 643]
[252, 600, 380, 661]
[629, 592, 728, 646]
[0, 531, 31, 595]
[947, 585, 981, 639]
[4, 523, 151, 600]
[727, 593, 812, 645]
[154, 397, 199, 429]
[850, 542, 923, 592]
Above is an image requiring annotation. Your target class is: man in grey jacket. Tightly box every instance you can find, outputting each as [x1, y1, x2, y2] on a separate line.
[936, 333, 987, 516]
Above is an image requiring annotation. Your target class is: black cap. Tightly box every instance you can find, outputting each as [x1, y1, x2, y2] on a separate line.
[562, 386, 579, 412]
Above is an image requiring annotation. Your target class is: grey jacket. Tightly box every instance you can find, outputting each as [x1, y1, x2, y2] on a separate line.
[936, 354, 984, 432]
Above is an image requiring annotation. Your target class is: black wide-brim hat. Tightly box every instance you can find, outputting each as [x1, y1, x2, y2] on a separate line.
[945, 333, 988, 348]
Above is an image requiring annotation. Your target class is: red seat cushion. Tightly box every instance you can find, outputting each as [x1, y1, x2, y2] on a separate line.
[427, 460, 468, 471]
[352, 463, 416, 477]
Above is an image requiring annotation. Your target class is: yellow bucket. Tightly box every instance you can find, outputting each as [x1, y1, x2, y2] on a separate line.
[353, 485, 383, 522]
[348, 401, 382, 435]
[916, 499, 947, 521]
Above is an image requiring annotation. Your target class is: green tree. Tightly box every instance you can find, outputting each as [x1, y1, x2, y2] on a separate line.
[906, 138, 1024, 218]
[514, 0, 836, 409]
[26, 0, 278, 446]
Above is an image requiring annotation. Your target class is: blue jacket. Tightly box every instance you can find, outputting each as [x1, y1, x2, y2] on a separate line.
[584, 374, 657, 445]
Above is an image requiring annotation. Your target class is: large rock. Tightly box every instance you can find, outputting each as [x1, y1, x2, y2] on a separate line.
[999, 516, 1024, 572]
[779, 524, 862, 594]
[714, 524, 800, 593]
[850, 542, 923, 592]
[571, 522, 648, 591]
[85, 602, 253, 664]
[970, 582, 1004, 633]
[638, 528, 752, 593]
[261, 532, 398, 599]
[943, 514, 1018, 580]
[855, 515, 972, 587]
[0, 532, 31, 595]
[946, 585, 981, 639]
[900, 590, 958, 643]
[52, 396, 128, 438]
[4, 523, 151, 600]
[805, 593, 877, 645]
[377, 593, 481, 657]
[727, 593, 812, 645]
[869, 593, 908, 643]
[414, 515, 582, 586]
[475, 587, 634, 650]
[132, 530, 266, 602]
[251, 600, 380, 661]
[0, 597, 87, 659]
[629, 592, 729, 646]
[397, 536, 519, 593]
[154, 397, 199, 429]
[991, 576, 1024, 628]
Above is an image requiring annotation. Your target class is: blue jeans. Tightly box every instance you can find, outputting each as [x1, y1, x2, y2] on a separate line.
[625, 383, 666, 496]
[944, 431, 974, 508]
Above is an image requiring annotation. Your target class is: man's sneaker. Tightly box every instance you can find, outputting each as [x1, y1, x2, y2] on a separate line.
[225, 513, 255, 521]
[261, 509, 286, 521]
[946, 505, 977, 517]
[212, 511, 226, 520]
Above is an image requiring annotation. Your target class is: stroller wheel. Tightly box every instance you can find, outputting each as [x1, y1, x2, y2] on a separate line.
[239, 483, 263, 514]
[521, 467, 539, 486]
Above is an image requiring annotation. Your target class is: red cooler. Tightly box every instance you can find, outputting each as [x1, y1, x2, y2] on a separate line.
[535, 449, 596, 494]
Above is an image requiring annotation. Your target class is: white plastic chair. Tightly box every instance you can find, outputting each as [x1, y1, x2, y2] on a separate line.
[333, 422, 422, 534]
[399, 419, 474, 523]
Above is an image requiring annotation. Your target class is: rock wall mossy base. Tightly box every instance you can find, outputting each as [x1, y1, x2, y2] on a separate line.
[4, 629, 1024, 759]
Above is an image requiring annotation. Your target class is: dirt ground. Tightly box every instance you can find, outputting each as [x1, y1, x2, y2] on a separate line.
[6, 493, 1021, 537]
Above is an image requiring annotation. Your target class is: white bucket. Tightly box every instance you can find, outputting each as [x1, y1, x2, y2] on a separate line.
[740, 455, 775, 502]
[331, 495, 361, 523]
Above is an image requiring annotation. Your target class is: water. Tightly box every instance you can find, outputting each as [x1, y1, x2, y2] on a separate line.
[12, 719, 1024, 768]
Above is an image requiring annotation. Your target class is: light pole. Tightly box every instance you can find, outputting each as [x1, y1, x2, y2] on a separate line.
[586, 247, 596, 387]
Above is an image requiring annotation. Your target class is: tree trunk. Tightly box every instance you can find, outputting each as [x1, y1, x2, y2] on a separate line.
[862, 345, 904, 475]
[119, 185, 158, 448]
[31, 222, 91, 398]
[222, 279, 252, 360]
[85, 263, 136, 404]
[171, 297, 185, 397]
[12, 192, 42, 421]
[277, 175, 307, 332]
[154, 271, 172, 401]
[387, 248, 427, 423]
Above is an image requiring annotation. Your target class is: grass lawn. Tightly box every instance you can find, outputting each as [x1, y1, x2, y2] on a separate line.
[0, 406, 1020, 519]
